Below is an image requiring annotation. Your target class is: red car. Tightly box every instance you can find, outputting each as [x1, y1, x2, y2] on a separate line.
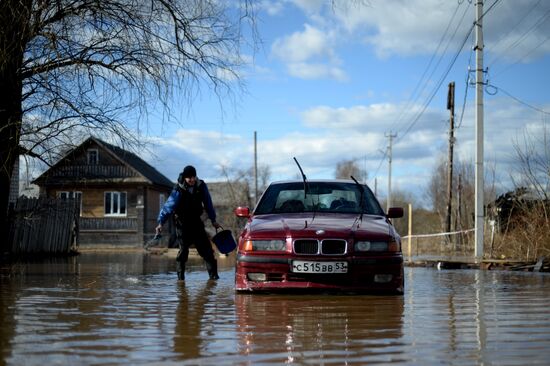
[234, 179, 404, 294]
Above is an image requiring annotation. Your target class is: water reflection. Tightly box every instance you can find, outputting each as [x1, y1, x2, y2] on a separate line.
[174, 281, 217, 359]
[235, 293, 405, 364]
[2, 254, 550, 365]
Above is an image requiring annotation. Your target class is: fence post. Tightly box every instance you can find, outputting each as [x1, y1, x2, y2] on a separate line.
[136, 194, 145, 246]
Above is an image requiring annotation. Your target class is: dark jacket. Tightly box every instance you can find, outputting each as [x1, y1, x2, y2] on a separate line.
[157, 179, 216, 225]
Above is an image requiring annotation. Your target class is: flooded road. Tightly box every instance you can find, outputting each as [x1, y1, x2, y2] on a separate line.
[1, 252, 550, 365]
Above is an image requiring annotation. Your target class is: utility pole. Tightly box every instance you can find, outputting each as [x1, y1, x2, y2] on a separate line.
[457, 173, 463, 246]
[446, 81, 455, 243]
[385, 132, 397, 211]
[474, 0, 485, 260]
[254, 131, 258, 203]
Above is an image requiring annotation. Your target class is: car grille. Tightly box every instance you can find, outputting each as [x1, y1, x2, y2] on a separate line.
[293, 239, 347, 255]
[294, 239, 318, 254]
[321, 240, 347, 255]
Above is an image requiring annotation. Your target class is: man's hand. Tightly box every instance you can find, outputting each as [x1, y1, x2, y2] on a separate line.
[155, 224, 162, 235]
[212, 222, 222, 230]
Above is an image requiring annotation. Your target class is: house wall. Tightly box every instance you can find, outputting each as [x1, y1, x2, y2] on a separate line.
[45, 186, 144, 247]
[143, 186, 175, 244]
[47, 186, 141, 218]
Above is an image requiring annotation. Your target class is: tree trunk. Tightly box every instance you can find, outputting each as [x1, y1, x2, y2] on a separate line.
[0, 0, 29, 252]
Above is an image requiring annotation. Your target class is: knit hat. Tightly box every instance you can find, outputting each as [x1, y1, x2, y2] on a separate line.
[182, 165, 197, 178]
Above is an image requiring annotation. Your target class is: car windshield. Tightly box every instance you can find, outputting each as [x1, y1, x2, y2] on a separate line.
[254, 181, 385, 215]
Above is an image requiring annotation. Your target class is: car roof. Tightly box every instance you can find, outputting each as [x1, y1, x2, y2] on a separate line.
[268, 179, 363, 185]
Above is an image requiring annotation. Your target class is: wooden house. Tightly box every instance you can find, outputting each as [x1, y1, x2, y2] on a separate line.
[33, 137, 174, 247]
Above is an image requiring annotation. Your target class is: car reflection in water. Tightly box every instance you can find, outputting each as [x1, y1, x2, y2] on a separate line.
[235, 293, 405, 363]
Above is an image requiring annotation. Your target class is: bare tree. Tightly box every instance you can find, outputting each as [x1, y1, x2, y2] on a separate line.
[219, 163, 271, 234]
[511, 123, 550, 200]
[426, 154, 499, 251]
[493, 122, 550, 260]
[335, 159, 367, 182]
[426, 156, 479, 232]
[0, 0, 256, 250]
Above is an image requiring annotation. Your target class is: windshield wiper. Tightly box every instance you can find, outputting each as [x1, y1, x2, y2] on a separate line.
[350, 175, 365, 222]
[293, 157, 317, 227]
[293, 157, 308, 199]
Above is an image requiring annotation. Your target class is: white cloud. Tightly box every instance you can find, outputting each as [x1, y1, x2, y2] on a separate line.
[301, 103, 445, 134]
[317, 0, 550, 61]
[287, 62, 347, 81]
[290, 0, 325, 15]
[271, 24, 346, 80]
[272, 24, 333, 63]
[146, 97, 549, 203]
[302, 104, 401, 129]
[259, 0, 285, 16]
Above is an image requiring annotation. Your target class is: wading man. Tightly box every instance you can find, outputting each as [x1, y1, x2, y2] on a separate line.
[156, 165, 221, 281]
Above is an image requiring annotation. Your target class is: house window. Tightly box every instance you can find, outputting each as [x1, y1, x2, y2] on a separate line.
[159, 193, 166, 211]
[87, 149, 99, 165]
[58, 191, 83, 216]
[105, 191, 127, 216]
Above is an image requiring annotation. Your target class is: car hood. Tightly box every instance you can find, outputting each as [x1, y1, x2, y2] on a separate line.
[246, 213, 394, 240]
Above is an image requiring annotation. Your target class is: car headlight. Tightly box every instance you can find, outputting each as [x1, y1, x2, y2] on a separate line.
[244, 240, 286, 251]
[355, 240, 400, 252]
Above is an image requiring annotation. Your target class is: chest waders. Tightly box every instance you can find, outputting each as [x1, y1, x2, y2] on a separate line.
[174, 182, 219, 281]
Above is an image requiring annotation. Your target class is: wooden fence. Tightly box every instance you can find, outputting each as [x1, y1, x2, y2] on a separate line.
[8, 197, 79, 254]
[80, 217, 138, 231]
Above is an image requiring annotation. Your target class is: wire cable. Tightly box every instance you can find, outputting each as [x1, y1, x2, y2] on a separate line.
[485, 0, 542, 63]
[396, 0, 501, 142]
[493, 31, 550, 78]
[488, 84, 550, 115]
[389, 1, 465, 133]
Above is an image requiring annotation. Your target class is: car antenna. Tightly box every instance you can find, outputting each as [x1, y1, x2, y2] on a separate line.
[350, 175, 365, 222]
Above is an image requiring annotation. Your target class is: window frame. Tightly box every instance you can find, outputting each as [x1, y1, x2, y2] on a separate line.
[87, 149, 99, 165]
[58, 191, 83, 216]
[104, 191, 127, 217]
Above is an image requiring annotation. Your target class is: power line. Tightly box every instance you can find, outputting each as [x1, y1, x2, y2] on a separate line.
[489, 6, 550, 71]
[396, 0, 501, 143]
[397, 22, 474, 141]
[488, 84, 550, 115]
[485, 0, 542, 62]
[389, 1, 466, 133]
[493, 31, 550, 78]
[457, 42, 475, 129]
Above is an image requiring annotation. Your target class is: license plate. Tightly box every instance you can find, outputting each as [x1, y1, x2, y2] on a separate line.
[291, 260, 348, 274]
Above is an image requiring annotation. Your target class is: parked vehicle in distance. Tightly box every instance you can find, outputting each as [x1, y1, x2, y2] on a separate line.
[234, 179, 404, 293]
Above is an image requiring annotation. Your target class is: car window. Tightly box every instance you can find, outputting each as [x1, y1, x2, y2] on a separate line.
[255, 182, 384, 215]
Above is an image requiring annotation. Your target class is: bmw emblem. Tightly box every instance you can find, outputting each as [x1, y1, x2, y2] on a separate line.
[316, 229, 325, 235]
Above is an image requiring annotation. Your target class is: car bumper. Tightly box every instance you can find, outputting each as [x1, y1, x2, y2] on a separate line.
[235, 254, 404, 293]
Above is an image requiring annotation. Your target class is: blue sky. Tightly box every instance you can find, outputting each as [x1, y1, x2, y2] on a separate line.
[139, 0, 550, 203]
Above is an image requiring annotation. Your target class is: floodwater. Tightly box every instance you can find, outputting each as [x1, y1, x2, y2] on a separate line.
[1, 253, 550, 365]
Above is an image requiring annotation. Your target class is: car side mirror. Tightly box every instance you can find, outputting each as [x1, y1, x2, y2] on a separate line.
[234, 206, 251, 218]
[387, 207, 404, 218]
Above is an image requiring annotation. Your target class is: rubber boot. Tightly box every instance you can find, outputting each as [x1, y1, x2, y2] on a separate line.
[177, 271, 185, 281]
[206, 260, 219, 280]
[176, 261, 185, 281]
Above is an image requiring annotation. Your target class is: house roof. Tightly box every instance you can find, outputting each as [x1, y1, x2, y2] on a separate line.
[33, 136, 174, 189]
[94, 138, 174, 188]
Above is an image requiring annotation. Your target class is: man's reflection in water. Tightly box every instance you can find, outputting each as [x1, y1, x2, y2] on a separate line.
[235, 293, 404, 363]
[173, 280, 217, 359]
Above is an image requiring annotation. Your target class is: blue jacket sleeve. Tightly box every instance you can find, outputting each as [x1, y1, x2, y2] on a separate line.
[201, 183, 217, 223]
[157, 188, 181, 225]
